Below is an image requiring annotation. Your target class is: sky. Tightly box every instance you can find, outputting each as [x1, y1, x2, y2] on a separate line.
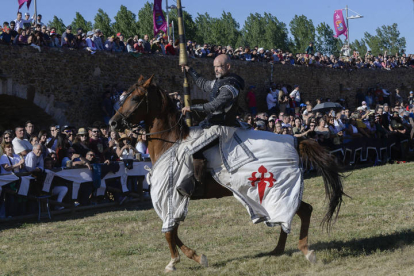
[2, 0, 414, 53]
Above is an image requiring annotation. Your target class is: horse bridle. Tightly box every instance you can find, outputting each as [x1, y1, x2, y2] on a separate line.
[115, 89, 184, 138]
[115, 90, 149, 130]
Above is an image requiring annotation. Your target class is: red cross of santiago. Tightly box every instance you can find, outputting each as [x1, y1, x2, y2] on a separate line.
[248, 165, 276, 204]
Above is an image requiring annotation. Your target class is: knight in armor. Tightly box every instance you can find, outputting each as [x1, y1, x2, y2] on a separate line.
[181, 54, 245, 128]
[177, 54, 245, 197]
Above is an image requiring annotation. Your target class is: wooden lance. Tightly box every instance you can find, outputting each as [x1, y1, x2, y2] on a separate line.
[176, 0, 192, 127]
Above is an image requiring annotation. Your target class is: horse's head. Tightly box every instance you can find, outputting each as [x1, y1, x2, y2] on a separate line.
[109, 75, 155, 131]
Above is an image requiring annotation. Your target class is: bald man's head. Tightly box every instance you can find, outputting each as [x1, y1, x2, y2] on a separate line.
[213, 54, 231, 78]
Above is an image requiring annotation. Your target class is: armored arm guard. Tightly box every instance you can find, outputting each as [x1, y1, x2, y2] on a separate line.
[188, 67, 214, 94]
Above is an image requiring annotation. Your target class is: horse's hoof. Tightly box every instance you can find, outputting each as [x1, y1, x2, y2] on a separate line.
[199, 254, 208, 267]
[164, 266, 176, 273]
[165, 256, 180, 273]
[306, 250, 316, 263]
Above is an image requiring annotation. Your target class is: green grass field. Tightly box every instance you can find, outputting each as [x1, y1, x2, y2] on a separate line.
[1, 163, 414, 276]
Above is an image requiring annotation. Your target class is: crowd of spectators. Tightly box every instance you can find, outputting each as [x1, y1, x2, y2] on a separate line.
[0, 115, 150, 219]
[2, 12, 414, 69]
[243, 82, 414, 166]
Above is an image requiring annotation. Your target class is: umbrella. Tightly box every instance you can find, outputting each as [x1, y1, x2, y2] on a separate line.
[312, 102, 343, 113]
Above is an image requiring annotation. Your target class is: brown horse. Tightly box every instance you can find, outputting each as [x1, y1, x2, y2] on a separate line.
[109, 76, 345, 272]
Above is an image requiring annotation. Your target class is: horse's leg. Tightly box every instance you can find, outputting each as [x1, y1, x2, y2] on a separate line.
[270, 227, 288, 255]
[175, 226, 209, 267]
[164, 227, 180, 273]
[296, 201, 316, 263]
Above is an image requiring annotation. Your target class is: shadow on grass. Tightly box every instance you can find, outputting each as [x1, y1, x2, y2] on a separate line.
[0, 200, 153, 232]
[209, 229, 414, 268]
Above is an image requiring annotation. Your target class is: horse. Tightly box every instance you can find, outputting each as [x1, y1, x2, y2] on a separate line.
[109, 75, 345, 272]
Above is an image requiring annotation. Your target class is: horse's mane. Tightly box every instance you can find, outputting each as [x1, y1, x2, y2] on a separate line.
[155, 84, 190, 141]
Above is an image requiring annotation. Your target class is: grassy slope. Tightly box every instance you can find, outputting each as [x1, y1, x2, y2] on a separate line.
[1, 163, 414, 276]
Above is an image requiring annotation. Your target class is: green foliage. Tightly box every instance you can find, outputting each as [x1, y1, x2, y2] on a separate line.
[194, 12, 213, 45]
[136, 2, 153, 38]
[350, 39, 368, 57]
[242, 12, 289, 50]
[47, 16, 66, 34]
[94, 9, 113, 37]
[315, 22, 341, 56]
[113, 5, 140, 39]
[362, 23, 406, 56]
[71, 12, 93, 33]
[168, 9, 197, 42]
[289, 15, 316, 53]
[211, 12, 241, 47]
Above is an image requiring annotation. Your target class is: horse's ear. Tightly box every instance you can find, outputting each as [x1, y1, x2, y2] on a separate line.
[137, 75, 144, 85]
[143, 75, 155, 88]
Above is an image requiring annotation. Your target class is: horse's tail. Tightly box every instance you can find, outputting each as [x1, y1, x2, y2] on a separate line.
[298, 139, 346, 231]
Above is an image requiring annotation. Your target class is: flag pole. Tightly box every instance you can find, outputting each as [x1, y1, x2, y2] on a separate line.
[34, 0, 38, 25]
[177, 0, 192, 127]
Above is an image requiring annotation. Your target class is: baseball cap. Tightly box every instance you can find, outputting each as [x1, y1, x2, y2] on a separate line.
[66, 25, 72, 30]
[410, 91, 413, 94]
[117, 32, 122, 37]
[362, 101, 367, 105]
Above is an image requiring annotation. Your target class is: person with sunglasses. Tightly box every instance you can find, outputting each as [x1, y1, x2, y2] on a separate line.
[0, 131, 13, 156]
[88, 127, 107, 163]
[72, 128, 90, 157]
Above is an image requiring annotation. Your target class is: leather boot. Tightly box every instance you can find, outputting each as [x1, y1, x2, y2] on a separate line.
[176, 178, 195, 197]
[176, 158, 207, 197]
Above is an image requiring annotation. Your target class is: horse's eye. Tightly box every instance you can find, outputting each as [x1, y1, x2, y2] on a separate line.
[132, 96, 140, 102]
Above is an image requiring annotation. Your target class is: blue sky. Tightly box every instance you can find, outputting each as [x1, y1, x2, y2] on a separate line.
[2, 0, 414, 53]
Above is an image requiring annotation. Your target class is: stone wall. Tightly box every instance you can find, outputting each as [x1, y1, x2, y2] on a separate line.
[1, 45, 414, 128]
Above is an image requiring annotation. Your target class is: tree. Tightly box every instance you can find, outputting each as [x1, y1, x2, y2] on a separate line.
[167, 9, 197, 42]
[136, 2, 153, 38]
[315, 22, 341, 56]
[113, 5, 139, 39]
[242, 13, 264, 48]
[350, 39, 367, 57]
[194, 12, 213, 44]
[209, 11, 241, 47]
[93, 9, 113, 37]
[289, 15, 315, 53]
[71, 12, 93, 33]
[362, 23, 406, 56]
[241, 12, 289, 50]
[47, 16, 66, 34]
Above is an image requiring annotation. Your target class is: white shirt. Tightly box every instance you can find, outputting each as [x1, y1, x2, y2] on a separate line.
[266, 93, 278, 110]
[14, 19, 24, 31]
[120, 148, 135, 160]
[0, 153, 22, 174]
[12, 137, 32, 155]
[136, 142, 149, 158]
[289, 89, 301, 103]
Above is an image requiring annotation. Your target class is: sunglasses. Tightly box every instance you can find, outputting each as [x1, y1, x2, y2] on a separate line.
[88, 154, 95, 157]
[92, 130, 99, 133]
[4, 136, 11, 139]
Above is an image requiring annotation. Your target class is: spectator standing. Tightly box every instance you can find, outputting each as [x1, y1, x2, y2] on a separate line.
[133, 39, 145, 53]
[61, 25, 74, 47]
[289, 85, 301, 114]
[14, 12, 23, 32]
[266, 85, 278, 115]
[143, 34, 151, 53]
[246, 85, 257, 116]
[23, 121, 35, 140]
[93, 29, 104, 50]
[46, 125, 58, 151]
[12, 126, 32, 157]
[105, 36, 114, 52]
[165, 39, 176, 55]
[88, 127, 107, 163]
[408, 91, 414, 105]
[305, 42, 314, 55]
[85, 31, 96, 52]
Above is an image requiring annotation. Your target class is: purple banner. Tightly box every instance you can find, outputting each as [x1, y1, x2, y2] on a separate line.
[153, 0, 167, 37]
[333, 10, 348, 39]
[18, 0, 32, 10]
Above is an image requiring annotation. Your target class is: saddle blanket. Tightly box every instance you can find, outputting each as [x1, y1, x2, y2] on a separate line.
[146, 126, 303, 233]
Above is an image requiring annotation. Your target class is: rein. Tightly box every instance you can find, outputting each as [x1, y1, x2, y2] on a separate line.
[116, 88, 185, 143]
